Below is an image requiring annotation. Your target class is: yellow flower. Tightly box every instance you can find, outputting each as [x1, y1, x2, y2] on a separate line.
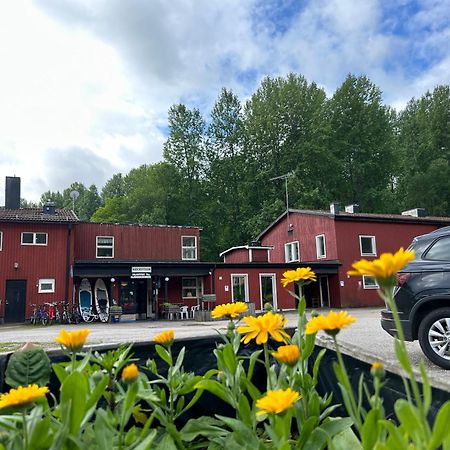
[211, 302, 248, 319]
[372, 361, 383, 370]
[154, 329, 174, 346]
[272, 344, 300, 366]
[281, 267, 317, 288]
[347, 248, 415, 287]
[256, 388, 301, 416]
[370, 361, 385, 379]
[0, 384, 49, 410]
[54, 329, 90, 352]
[305, 311, 356, 336]
[237, 312, 289, 345]
[122, 363, 139, 382]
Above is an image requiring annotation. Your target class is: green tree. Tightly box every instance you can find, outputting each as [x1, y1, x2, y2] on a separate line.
[327, 74, 395, 212]
[396, 85, 450, 215]
[101, 173, 125, 202]
[39, 191, 64, 207]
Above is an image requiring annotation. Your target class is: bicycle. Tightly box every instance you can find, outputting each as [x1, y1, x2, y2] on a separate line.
[30, 303, 49, 326]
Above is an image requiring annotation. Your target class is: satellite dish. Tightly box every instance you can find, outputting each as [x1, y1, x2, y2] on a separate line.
[70, 190, 80, 200]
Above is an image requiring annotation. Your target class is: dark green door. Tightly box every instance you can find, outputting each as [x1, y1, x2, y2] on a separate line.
[5, 280, 27, 323]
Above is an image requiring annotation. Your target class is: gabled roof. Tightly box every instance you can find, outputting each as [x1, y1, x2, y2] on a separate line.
[255, 208, 450, 240]
[219, 245, 274, 258]
[0, 207, 79, 223]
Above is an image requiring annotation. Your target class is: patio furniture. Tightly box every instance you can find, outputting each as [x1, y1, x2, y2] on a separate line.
[190, 304, 200, 318]
[162, 304, 181, 320]
[180, 305, 189, 319]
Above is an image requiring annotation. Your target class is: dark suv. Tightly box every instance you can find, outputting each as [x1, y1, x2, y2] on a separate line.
[381, 226, 450, 369]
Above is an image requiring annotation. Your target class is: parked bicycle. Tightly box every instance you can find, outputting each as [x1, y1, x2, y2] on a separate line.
[30, 303, 49, 326]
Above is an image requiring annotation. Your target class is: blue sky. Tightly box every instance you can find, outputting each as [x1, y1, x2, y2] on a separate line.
[0, 0, 449, 202]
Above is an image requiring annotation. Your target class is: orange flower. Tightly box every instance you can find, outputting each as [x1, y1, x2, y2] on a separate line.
[122, 363, 139, 382]
[54, 329, 90, 352]
[0, 384, 49, 410]
[305, 311, 356, 336]
[211, 302, 248, 319]
[237, 312, 289, 345]
[256, 388, 301, 416]
[272, 344, 300, 366]
[153, 329, 174, 346]
[281, 267, 317, 287]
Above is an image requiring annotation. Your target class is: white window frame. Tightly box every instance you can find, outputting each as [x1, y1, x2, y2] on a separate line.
[182, 277, 202, 299]
[21, 232, 48, 246]
[359, 235, 377, 256]
[0, 231, 2, 251]
[362, 275, 379, 289]
[38, 278, 55, 293]
[315, 234, 326, 259]
[96, 236, 114, 258]
[182, 235, 197, 261]
[259, 273, 277, 311]
[284, 241, 300, 262]
[231, 274, 249, 302]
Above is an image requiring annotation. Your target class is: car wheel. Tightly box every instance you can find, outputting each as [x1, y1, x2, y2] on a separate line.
[418, 308, 450, 369]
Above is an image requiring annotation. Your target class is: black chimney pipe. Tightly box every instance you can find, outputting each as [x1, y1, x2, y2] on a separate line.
[5, 176, 20, 209]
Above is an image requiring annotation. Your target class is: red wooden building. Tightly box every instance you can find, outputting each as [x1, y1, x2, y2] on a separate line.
[2, 176, 450, 323]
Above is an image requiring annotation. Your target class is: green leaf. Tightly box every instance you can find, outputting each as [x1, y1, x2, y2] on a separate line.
[60, 371, 89, 435]
[428, 401, 450, 450]
[420, 361, 431, 415]
[361, 408, 382, 450]
[332, 427, 362, 450]
[155, 344, 172, 366]
[382, 419, 408, 450]
[304, 417, 354, 450]
[132, 429, 158, 450]
[180, 417, 227, 442]
[172, 347, 185, 374]
[222, 343, 238, 373]
[394, 399, 424, 442]
[195, 379, 233, 405]
[155, 432, 177, 450]
[5, 346, 51, 388]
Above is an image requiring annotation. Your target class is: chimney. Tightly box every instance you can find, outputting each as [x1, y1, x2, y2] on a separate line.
[401, 208, 427, 218]
[345, 204, 361, 214]
[5, 176, 21, 209]
[330, 202, 340, 215]
[43, 202, 56, 215]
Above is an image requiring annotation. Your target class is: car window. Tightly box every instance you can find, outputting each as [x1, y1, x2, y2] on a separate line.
[423, 236, 450, 261]
[408, 239, 431, 259]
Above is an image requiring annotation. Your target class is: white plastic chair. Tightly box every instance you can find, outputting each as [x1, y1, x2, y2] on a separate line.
[180, 305, 189, 320]
[190, 304, 200, 319]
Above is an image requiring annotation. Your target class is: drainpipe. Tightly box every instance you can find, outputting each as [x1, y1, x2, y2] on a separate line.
[65, 224, 73, 303]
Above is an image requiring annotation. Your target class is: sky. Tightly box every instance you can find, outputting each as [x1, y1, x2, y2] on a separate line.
[0, 0, 449, 204]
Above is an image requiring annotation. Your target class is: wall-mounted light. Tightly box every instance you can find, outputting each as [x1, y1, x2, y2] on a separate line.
[164, 277, 170, 282]
[13, 262, 19, 270]
[110, 277, 116, 283]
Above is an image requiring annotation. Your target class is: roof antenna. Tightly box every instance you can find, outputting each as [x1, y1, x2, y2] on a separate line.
[270, 172, 294, 232]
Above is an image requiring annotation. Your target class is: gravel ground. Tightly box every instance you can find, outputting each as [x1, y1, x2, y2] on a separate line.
[0, 307, 449, 392]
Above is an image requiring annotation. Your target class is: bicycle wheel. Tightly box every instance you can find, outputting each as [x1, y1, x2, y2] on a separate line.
[41, 314, 49, 326]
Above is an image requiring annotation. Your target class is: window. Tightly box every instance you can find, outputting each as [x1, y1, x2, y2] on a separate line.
[284, 241, 300, 262]
[316, 235, 326, 259]
[96, 236, 114, 258]
[231, 274, 249, 302]
[38, 279, 55, 293]
[182, 277, 202, 299]
[359, 235, 376, 256]
[21, 232, 48, 246]
[182, 236, 197, 260]
[362, 275, 379, 289]
[0, 231, 2, 251]
[424, 236, 450, 261]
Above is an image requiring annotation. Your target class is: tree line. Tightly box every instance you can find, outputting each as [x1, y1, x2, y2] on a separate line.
[36, 74, 450, 261]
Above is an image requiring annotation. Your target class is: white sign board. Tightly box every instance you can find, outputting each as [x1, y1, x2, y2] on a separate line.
[131, 266, 152, 279]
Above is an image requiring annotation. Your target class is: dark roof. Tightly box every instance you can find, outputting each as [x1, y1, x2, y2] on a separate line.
[256, 208, 450, 240]
[0, 207, 79, 223]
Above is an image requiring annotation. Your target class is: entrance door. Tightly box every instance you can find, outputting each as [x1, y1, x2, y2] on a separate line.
[136, 280, 148, 319]
[319, 276, 330, 308]
[260, 274, 277, 311]
[5, 280, 27, 323]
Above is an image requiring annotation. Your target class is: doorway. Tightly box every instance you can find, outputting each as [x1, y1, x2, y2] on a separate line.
[259, 274, 277, 311]
[319, 276, 330, 308]
[5, 280, 27, 323]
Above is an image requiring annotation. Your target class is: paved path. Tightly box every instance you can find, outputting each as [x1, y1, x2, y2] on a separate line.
[0, 308, 449, 392]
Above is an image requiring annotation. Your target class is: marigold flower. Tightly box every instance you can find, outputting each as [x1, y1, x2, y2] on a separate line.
[370, 361, 385, 379]
[122, 363, 139, 382]
[0, 384, 49, 410]
[272, 344, 300, 366]
[54, 329, 90, 352]
[305, 311, 356, 336]
[347, 248, 415, 287]
[211, 302, 248, 319]
[256, 388, 301, 416]
[153, 329, 174, 346]
[281, 267, 317, 287]
[237, 312, 289, 345]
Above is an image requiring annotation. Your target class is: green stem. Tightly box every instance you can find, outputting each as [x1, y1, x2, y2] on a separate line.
[22, 411, 28, 449]
[332, 336, 362, 432]
[264, 343, 273, 390]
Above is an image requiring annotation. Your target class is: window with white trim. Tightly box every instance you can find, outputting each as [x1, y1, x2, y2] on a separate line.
[182, 236, 197, 260]
[96, 236, 114, 258]
[231, 274, 249, 302]
[359, 235, 377, 256]
[362, 275, 379, 289]
[21, 232, 48, 246]
[38, 279, 55, 293]
[284, 241, 300, 262]
[182, 277, 202, 299]
[316, 234, 326, 259]
[0, 231, 2, 251]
